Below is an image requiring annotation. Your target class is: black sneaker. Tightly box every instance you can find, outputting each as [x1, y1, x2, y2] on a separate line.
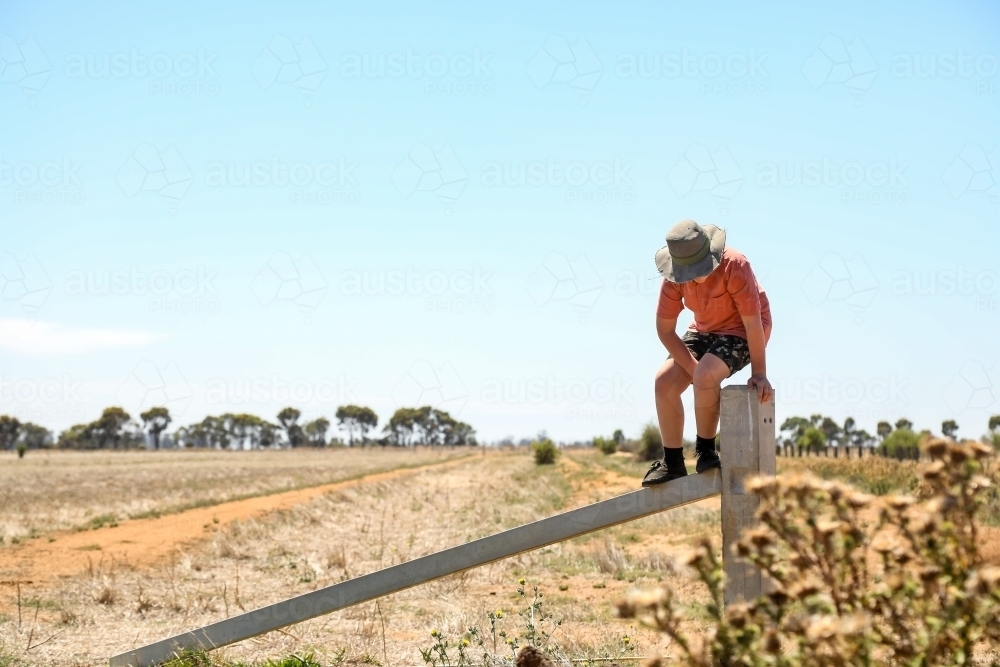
[695, 446, 721, 473]
[641, 459, 688, 487]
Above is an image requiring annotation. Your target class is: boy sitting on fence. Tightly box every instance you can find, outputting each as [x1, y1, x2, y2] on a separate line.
[642, 220, 773, 487]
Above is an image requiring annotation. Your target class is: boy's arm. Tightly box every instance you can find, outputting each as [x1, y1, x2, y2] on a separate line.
[741, 312, 773, 403]
[656, 316, 698, 377]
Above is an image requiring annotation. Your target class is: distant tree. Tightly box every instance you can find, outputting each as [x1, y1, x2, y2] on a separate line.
[0, 415, 21, 451]
[594, 435, 617, 455]
[412, 406, 440, 445]
[612, 429, 625, 446]
[638, 423, 663, 461]
[58, 422, 96, 449]
[941, 419, 959, 439]
[799, 426, 826, 455]
[303, 417, 330, 447]
[820, 417, 843, 446]
[989, 415, 1000, 450]
[383, 407, 420, 446]
[57, 408, 139, 449]
[429, 409, 476, 445]
[176, 415, 231, 449]
[851, 429, 875, 449]
[257, 420, 281, 448]
[877, 421, 893, 440]
[883, 427, 920, 459]
[18, 423, 52, 450]
[531, 438, 558, 465]
[809, 414, 823, 427]
[93, 407, 136, 449]
[336, 405, 379, 446]
[277, 407, 304, 447]
[780, 417, 810, 447]
[895, 418, 914, 432]
[140, 407, 172, 450]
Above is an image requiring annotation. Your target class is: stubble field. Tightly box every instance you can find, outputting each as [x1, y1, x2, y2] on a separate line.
[2, 447, 996, 667]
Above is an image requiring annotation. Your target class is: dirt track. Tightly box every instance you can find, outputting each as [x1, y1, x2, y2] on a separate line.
[0, 455, 474, 595]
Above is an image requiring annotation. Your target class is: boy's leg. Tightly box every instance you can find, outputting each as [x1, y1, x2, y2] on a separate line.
[691, 353, 731, 439]
[643, 359, 692, 486]
[690, 353, 730, 472]
[654, 358, 691, 449]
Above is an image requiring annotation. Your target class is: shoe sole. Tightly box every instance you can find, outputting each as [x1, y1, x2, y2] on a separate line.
[696, 460, 722, 474]
[641, 473, 688, 487]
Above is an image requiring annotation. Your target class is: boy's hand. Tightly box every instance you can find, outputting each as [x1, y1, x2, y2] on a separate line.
[748, 374, 773, 403]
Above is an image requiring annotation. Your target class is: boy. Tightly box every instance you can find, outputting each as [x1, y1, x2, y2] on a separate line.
[642, 219, 773, 487]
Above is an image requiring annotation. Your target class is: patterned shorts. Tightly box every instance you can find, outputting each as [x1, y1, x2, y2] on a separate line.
[672, 331, 751, 377]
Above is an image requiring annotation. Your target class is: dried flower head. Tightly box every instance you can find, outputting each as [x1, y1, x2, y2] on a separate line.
[968, 440, 994, 461]
[924, 438, 949, 459]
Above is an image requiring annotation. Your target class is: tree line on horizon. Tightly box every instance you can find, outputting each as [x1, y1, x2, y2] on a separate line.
[588, 414, 1000, 461]
[0, 403, 477, 457]
[778, 414, 1000, 456]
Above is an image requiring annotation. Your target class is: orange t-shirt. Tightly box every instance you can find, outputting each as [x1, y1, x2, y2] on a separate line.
[656, 248, 771, 339]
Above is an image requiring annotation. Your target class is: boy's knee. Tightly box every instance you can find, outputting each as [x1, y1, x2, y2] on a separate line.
[654, 365, 685, 396]
[691, 362, 723, 391]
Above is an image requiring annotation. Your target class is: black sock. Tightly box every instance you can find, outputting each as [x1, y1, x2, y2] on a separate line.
[695, 435, 717, 453]
[663, 447, 685, 467]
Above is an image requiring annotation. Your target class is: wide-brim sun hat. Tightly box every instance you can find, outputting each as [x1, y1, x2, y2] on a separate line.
[654, 219, 726, 283]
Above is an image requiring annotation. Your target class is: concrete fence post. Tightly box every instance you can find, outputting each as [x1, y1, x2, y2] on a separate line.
[720, 385, 775, 605]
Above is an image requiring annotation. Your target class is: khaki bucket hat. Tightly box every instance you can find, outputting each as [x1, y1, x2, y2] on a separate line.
[654, 219, 726, 283]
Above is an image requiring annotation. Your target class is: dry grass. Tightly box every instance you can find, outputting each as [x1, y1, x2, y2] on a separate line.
[0, 448, 462, 542]
[3, 447, 979, 667]
[0, 450, 702, 666]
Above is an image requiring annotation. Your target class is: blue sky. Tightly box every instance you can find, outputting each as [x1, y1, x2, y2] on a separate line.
[1, 0, 998, 444]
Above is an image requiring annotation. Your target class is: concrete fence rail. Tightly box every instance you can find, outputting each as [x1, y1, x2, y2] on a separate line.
[110, 385, 773, 667]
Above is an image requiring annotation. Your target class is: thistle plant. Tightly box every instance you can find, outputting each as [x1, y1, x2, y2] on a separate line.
[617, 439, 1000, 666]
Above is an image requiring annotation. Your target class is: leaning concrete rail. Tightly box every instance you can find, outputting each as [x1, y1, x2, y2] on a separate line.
[110, 469, 721, 667]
